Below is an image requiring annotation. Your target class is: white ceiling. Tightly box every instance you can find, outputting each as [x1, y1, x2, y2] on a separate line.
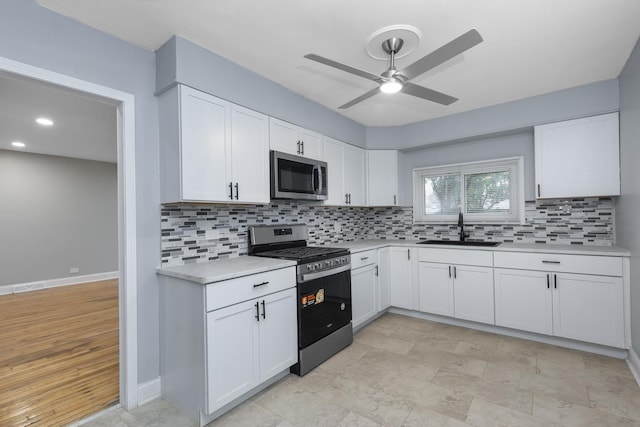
[0, 72, 117, 163]
[37, 0, 640, 127]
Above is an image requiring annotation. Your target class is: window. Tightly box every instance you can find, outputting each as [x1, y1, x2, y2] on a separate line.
[413, 157, 524, 223]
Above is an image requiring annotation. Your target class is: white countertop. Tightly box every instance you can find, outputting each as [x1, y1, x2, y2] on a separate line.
[327, 239, 630, 257]
[156, 256, 296, 284]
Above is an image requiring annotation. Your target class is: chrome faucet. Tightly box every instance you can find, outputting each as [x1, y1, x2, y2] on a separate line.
[458, 212, 469, 242]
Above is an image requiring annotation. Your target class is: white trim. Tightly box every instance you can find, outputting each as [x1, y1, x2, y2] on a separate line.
[0, 271, 119, 295]
[626, 346, 640, 388]
[138, 377, 162, 406]
[0, 57, 138, 410]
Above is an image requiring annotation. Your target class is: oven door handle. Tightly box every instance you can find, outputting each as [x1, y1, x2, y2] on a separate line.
[298, 264, 351, 283]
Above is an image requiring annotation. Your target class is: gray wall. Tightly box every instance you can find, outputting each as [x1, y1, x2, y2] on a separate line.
[397, 131, 534, 206]
[156, 36, 368, 147]
[368, 79, 619, 150]
[0, 150, 117, 285]
[617, 36, 640, 355]
[0, 0, 160, 383]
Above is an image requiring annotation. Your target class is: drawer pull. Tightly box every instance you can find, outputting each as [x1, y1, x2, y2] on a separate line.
[253, 281, 269, 288]
[542, 260, 561, 264]
[360, 256, 369, 261]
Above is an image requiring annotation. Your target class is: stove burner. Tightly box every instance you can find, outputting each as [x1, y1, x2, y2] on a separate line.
[257, 246, 347, 261]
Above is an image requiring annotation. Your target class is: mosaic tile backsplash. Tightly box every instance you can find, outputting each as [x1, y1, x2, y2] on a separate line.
[161, 198, 615, 266]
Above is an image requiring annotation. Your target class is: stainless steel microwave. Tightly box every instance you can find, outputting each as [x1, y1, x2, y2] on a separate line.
[270, 151, 328, 200]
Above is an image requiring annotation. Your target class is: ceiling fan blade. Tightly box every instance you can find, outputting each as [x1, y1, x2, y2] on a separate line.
[338, 87, 380, 109]
[304, 54, 380, 82]
[401, 82, 458, 105]
[398, 29, 483, 81]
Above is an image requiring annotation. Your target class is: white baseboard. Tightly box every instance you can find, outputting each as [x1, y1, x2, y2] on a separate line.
[626, 347, 640, 388]
[0, 271, 118, 295]
[138, 377, 162, 406]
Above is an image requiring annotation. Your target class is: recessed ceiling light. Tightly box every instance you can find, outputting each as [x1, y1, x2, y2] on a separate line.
[36, 117, 54, 126]
[11, 141, 26, 148]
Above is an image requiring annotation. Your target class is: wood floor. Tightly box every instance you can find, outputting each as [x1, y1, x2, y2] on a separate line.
[0, 279, 119, 426]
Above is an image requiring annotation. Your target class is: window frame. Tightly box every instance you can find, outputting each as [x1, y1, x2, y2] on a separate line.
[413, 156, 525, 224]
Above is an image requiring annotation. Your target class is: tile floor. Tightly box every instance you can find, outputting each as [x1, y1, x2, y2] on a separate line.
[83, 314, 640, 426]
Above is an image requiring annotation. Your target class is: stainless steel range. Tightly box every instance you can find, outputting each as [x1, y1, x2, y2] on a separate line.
[249, 224, 353, 376]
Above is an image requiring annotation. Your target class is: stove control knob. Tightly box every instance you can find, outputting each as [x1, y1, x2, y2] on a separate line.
[314, 263, 321, 270]
[306, 264, 312, 271]
[325, 260, 331, 267]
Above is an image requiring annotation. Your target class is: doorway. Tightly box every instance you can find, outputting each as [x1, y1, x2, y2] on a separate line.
[0, 56, 138, 420]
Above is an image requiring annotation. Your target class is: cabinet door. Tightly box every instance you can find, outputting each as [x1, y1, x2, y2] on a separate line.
[453, 265, 494, 325]
[259, 288, 298, 380]
[534, 112, 620, 198]
[269, 117, 301, 156]
[494, 268, 553, 335]
[367, 150, 398, 206]
[418, 262, 454, 317]
[206, 300, 260, 412]
[378, 248, 391, 311]
[180, 86, 231, 202]
[389, 247, 413, 309]
[298, 128, 323, 160]
[323, 137, 346, 205]
[552, 273, 624, 348]
[351, 265, 378, 329]
[231, 105, 270, 203]
[344, 144, 366, 206]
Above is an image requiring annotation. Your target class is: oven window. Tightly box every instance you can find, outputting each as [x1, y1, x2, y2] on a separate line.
[297, 270, 351, 348]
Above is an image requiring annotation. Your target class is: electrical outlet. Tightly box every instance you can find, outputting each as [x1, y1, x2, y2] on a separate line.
[69, 267, 80, 274]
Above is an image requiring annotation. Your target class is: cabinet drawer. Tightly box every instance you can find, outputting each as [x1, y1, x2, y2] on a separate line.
[418, 248, 493, 267]
[494, 252, 622, 276]
[206, 267, 296, 312]
[351, 250, 377, 270]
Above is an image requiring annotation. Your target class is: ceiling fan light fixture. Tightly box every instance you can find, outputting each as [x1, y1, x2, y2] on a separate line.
[380, 78, 403, 94]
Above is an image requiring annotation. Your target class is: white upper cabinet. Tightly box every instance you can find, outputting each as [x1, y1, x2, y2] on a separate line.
[322, 136, 366, 206]
[269, 117, 323, 160]
[534, 112, 620, 198]
[367, 150, 398, 206]
[159, 85, 269, 204]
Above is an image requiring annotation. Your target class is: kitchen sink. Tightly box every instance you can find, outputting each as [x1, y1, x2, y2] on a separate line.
[417, 240, 501, 247]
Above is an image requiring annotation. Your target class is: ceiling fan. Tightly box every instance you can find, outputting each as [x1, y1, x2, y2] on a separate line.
[304, 29, 483, 109]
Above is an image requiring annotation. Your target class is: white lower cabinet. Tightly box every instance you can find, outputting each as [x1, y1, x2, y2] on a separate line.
[418, 262, 494, 324]
[417, 248, 495, 325]
[351, 263, 378, 329]
[377, 248, 392, 311]
[207, 287, 296, 412]
[389, 247, 415, 310]
[494, 252, 625, 348]
[160, 267, 297, 425]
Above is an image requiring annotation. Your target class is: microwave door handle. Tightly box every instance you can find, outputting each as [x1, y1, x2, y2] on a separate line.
[316, 166, 323, 195]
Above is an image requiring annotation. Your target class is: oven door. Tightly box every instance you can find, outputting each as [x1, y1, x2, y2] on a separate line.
[297, 268, 351, 349]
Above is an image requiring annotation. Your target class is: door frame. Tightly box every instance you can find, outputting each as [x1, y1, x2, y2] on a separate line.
[0, 56, 139, 409]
